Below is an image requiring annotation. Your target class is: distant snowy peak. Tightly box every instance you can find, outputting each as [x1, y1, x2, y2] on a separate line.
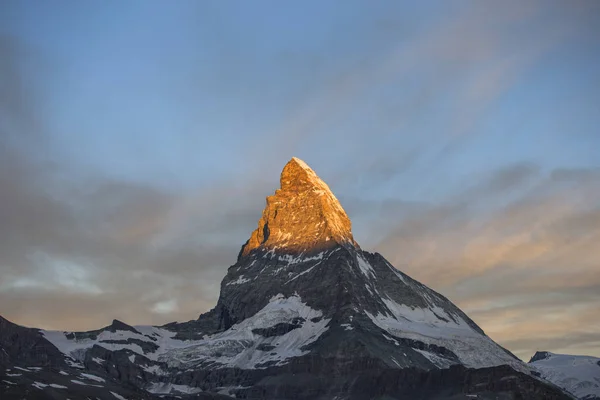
[530, 350, 554, 363]
[529, 351, 600, 399]
[240, 157, 357, 257]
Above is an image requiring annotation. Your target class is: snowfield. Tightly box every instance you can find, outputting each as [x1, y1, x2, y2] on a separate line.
[365, 296, 523, 370]
[42, 293, 330, 370]
[530, 352, 600, 399]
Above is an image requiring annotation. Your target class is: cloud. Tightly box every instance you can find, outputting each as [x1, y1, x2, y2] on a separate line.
[0, 35, 266, 330]
[373, 165, 600, 359]
[152, 299, 179, 314]
[247, 0, 590, 197]
[0, 159, 259, 329]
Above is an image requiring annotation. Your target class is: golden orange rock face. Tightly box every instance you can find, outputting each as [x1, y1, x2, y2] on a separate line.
[241, 157, 358, 256]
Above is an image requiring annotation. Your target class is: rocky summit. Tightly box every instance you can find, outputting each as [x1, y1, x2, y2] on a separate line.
[241, 157, 358, 257]
[0, 158, 573, 399]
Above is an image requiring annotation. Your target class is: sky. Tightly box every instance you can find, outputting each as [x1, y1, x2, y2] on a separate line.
[0, 0, 599, 361]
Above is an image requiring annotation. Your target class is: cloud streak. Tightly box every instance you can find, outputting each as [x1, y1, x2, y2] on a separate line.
[374, 165, 600, 359]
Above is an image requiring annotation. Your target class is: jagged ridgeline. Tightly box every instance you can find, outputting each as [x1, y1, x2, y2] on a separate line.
[0, 158, 572, 399]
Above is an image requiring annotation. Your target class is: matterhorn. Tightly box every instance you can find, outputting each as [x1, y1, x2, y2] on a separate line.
[0, 158, 571, 399]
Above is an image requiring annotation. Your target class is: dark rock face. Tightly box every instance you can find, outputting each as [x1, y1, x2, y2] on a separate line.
[106, 319, 141, 334]
[252, 319, 304, 337]
[0, 316, 66, 368]
[238, 363, 572, 400]
[0, 158, 575, 399]
[529, 351, 552, 363]
[64, 319, 142, 341]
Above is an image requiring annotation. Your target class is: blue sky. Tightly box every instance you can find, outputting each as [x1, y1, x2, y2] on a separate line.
[1, 0, 599, 360]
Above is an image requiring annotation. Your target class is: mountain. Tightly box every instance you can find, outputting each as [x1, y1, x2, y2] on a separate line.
[0, 157, 573, 399]
[529, 351, 600, 399]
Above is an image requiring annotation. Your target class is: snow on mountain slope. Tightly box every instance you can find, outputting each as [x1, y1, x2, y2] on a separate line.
[42, 326, 160, 361]
[366, 294, 520, 369]
[529, 351, 600, 399]
[356, 254, 524, 371]
[42, 293, 330, 370]
[155, 293, 330, 369]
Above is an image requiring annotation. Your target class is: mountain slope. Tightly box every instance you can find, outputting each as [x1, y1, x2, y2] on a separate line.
[1, 157, 572, 399]
[529, 351, 600, 399]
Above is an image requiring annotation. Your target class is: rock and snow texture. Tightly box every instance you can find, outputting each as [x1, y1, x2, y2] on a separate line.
[529, 351, 600, 399]
[164, 293, 329, 369]
[240, 157, 358, 256]
[42, 293, 330, 370]
[356, 252, 524, 371]
[366, 293, 522, 370]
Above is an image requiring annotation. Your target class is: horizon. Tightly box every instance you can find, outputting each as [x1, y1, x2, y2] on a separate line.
[1, 0, 599, 363]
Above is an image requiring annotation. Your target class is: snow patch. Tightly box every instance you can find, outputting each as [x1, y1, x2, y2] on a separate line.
[43, 328, 155, 362]
[110, 391, 128, 400]
[80, 373, 105, 382]
[148, 382, 202, 394]
[218, 385, 251, 396]
[40, 295, 327, 372]
[160, 293, 330, 370]
[356, 255, 375, 278]
[385, 260, 406, 283]
[382, 333, 400, 346]
[142, 364, 168, 375]
[226, 275, 251, 286]
[285, 262, 321, 284]
[71, 379, 103, 387]
[530, 352, 600, 399]
[277, 252, 324, 266]
[65, 358, 84, 368]
[49, 383, 68, 389]
[414, 348, 456, 368]
[367, 297, 523, 370]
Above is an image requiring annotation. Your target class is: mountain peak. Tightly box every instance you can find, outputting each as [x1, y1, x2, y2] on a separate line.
[240, 157, 357, 257]
[280, 157, 322, 191]
[529, 351, 552, 363]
